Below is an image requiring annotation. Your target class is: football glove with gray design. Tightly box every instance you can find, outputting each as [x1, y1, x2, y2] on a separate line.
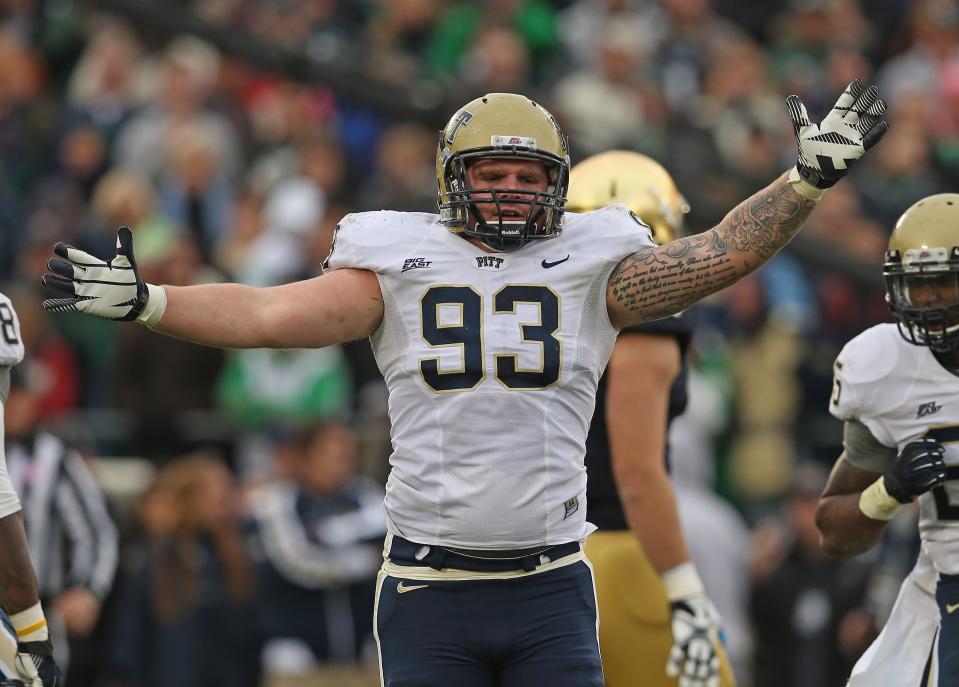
[666, 592, 722, 687]
[788, 79, 888, 189]
[41, 227, 149, 321]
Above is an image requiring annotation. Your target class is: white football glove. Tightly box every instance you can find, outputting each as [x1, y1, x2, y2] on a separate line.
[42, 227, 150, 321]
[788, 79, 887, 189]
[666, 593, 722, 687]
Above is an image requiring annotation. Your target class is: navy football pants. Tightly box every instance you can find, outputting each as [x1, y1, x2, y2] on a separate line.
[375, 560, 604, 687]
[937, 573, 959, 686]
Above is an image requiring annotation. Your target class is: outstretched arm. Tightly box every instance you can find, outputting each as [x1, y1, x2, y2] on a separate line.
[42, 228, 384, 349]
[154, 268, 384, 349]
[607, 173, 813, 328]
[607, 78, 887, 329]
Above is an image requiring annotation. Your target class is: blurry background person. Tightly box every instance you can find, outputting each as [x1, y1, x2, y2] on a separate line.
[108, 454, 259, 687]
[251, 421, 384, 684]
[750, 463, 875, 687]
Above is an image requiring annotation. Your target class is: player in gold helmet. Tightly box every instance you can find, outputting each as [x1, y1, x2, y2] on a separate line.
[569, 151, 737, 687]
[884, 194, 959, 352]
[42, 80, 887, 685]
[818, 195, 959, 686]
[436, 93, 570, 252]
[565, 150, 690, 244]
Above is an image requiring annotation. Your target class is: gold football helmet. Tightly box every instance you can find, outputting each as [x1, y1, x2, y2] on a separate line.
[566, 150, 690, 244]
[436, 93, 570, 251]
[884, 193, 959, 351]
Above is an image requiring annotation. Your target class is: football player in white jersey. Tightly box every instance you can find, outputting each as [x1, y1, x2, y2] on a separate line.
[41, 83, 886, 686]
[0, 292, 62, 687]
[817, 194, 959, 686]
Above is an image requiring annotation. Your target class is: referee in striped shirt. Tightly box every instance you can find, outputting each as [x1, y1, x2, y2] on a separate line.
[4, 364, 118, 676]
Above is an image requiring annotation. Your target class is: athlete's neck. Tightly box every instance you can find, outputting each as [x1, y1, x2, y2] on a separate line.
[934, 349, 959, 372]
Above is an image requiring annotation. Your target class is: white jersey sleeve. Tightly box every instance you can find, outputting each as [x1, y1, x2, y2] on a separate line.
[0, 292, 22, 518]
[569, 203, 655, 260]
[0, 292, 24, 368]
[829, 324, 901, 449]
[324, 211, 436, 275]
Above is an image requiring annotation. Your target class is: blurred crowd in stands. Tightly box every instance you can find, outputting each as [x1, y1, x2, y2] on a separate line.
[1, 0, 955, 685]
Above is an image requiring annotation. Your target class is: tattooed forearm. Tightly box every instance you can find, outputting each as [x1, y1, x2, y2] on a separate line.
[0, 512, 41, 612]
[608, 172, 817, 326]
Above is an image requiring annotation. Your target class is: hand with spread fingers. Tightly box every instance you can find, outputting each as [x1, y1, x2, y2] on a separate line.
[41, 227, 156, 323]
[666, 592, 723, 687]
[787, 79, 888, 191]
[663, 562, 724, 687]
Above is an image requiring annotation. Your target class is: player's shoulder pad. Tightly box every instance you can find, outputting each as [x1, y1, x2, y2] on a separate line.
[324, 210, 439, 273]
[0, 291, 23, 368]
[563, 204, 654, 260]
[830, 323, 902, 421]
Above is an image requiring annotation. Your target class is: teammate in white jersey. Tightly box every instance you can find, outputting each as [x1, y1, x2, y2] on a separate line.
[40, 85, 886, 685]
[816, 194, 959, 686]
[0, 292, 62, 687]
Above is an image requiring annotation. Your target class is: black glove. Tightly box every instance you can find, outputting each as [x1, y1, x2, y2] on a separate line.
[15, 639, 61, 687]
[42, 227, 149, 321]
[787, 79, 888, 189]
[884, 437, 948, 504]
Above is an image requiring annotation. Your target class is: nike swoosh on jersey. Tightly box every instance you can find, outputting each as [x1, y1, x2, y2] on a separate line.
[948, 602, 959, 614]
[541, 255, 570, 269]
[397, 581, 429, 594]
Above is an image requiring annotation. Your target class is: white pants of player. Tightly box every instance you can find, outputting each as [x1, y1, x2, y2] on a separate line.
[847, 564, 939, 687]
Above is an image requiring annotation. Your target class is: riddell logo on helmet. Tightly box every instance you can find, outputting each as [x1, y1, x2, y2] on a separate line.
[491, 135, 537, 150]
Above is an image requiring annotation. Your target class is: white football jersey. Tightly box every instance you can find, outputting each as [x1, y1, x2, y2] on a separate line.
[326, 207, 654, 548]
[0, 291, 23, 368]
[830, 323, 959, 575]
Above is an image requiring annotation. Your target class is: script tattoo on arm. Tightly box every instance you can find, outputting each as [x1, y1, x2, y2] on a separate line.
[608, 173, 817, 327]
